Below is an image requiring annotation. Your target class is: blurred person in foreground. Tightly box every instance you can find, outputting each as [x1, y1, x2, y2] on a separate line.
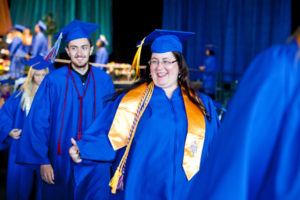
[190, 27, 300, 200]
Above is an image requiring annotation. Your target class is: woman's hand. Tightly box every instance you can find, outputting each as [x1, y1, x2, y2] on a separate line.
[69, 138, 82, 163]
[40, 164, 55, 184]
[9, 129, 22, 139]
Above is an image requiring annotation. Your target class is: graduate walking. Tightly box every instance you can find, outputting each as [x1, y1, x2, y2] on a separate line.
[16, 20, 115, 200]
[69, 30, 220, 200]
[31, 20, 48, 57]
[0, 56, 51, 200]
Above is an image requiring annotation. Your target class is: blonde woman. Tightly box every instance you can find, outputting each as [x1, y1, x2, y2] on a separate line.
[0, 56, 51, 200]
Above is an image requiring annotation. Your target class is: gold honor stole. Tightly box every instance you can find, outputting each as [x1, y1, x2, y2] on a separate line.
[108, 82, 206, 193]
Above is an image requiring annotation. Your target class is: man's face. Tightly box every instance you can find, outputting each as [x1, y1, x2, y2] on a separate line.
[65, 38, 94, 69]
[34, 24, 40, 33]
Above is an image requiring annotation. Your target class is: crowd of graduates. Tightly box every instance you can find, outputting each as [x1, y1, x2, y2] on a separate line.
[0, 18, 299, 200]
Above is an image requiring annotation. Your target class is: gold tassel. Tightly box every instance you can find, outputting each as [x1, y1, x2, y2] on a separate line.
[109, 82, 154, 194]
[109, 143, 130, 193]
[131, 37, 146, 80]
[109, 168, 123, 194]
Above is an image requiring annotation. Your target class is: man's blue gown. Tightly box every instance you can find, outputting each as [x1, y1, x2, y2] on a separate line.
[16, 66, 115, 199]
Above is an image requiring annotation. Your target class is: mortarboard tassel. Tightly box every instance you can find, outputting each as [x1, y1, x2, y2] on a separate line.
[57, 140, 62, 155]
[131, 37, 145, 80]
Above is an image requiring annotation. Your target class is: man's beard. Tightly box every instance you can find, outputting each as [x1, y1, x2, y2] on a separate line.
[71, 57, 89, 69]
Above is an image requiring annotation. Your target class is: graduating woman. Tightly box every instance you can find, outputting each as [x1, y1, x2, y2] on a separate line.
[69, 30, 220, 200]
[0, 56, 51, 200]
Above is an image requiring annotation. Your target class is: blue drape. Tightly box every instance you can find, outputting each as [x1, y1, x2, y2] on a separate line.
[9, 0, 113, 53]
[162, 0, 291, 81]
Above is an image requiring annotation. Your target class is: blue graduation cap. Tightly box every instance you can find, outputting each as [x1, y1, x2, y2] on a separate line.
[55, 20, 100, 43]
[37, 20, 47, 31]
[0, 78, 10, 85]
[132, 29, 195, 78]
[205, 44, 217, 52]
[24, 56, 53, 70]
[14, 24, 25, 32]
[138, 29, 195, 53]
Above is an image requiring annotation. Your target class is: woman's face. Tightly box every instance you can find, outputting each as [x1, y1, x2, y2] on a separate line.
[150, 52, 179, 92]
[33, 69, 47, 86]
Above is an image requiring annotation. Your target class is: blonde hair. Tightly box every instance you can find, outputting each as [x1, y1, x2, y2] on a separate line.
[19, 67, 49, 111]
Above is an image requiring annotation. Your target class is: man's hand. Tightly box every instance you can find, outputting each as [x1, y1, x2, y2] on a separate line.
[9, 129, 22, 139]
[40, 164, 55, 184]
[69, 138, 82, 163]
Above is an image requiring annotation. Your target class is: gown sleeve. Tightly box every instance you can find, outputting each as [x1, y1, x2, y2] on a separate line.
[77, 95, 123, 162]
[0, 92, 22, 148]
[72, 94, 123, 200]
[16, 76, 52, 165]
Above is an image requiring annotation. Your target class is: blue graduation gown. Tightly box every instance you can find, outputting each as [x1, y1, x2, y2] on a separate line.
[76, 86, 220, 200]
[0, 91, 40, 200]
[95, 47, 109, 71]
[202, 55, 220, 95]
[16, 66, 115, 200]
[8, 36, 27, 78]
[194, 41, 300, 199]
[31, 32, 48, 57]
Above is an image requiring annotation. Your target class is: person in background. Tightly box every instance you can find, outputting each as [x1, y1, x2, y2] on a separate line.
[0, 36, 9, 60]
[0, 56, 51, 200]
[4, 25, 27, 79]
[16, 20, 115, 200]
[22, 26, 33, 56]
[199, 45, 220, 99]
[31, 20, 48, 57]
[69, 29, 220, 200]
[0, 78, 11, 106]
[192, 27, 300, 200]
[95, 34, 109, 71]
[5, 28, 15, 45]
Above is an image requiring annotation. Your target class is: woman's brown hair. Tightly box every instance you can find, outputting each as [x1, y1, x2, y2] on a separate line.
[108, 51, 209, 118]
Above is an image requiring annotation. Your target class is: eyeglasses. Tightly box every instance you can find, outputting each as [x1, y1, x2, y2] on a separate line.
[148, 60, 177, 67]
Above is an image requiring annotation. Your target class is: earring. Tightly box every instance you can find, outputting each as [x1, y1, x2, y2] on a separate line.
[178, 73, 182, 79]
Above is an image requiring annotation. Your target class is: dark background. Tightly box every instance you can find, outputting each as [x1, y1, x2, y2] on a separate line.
[6, 0, 300, 66]
[109, 0, 299, 66]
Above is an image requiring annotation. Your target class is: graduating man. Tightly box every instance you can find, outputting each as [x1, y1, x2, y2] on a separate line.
[31, 20, 48, 57]
[16, 20, 115, 199]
